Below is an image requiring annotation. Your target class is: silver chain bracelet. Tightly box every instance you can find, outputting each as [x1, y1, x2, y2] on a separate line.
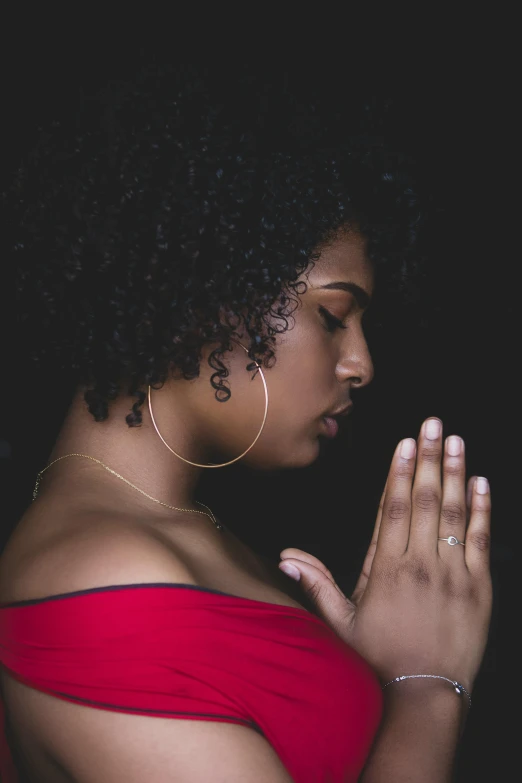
[382, 674, 472, 710]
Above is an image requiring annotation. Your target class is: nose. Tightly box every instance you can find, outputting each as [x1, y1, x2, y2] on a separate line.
[335, 326, 374, 389]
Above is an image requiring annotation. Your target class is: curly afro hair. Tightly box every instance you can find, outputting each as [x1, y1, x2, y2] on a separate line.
[8, 65, 423, 428]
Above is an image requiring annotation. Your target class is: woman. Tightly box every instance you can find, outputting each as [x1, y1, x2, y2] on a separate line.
[0, 67, 492, 782]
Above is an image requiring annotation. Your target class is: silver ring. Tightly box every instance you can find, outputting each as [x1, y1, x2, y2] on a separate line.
[438, 536, 465, 547]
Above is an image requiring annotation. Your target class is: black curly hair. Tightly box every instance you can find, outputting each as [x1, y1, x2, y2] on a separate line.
[8, 65, 423, 428]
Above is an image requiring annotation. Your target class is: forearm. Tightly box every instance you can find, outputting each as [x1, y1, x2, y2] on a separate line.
[359, 679, 468, 783]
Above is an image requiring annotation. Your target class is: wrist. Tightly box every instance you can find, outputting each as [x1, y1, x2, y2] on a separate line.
[382, 675, 470, 736]
[383, 673, 472, 699]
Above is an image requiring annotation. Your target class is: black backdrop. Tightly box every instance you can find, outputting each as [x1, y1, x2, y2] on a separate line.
[0, 42, 517, 781]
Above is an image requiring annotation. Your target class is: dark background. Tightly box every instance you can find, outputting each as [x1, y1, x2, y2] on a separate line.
[0, 41, 517, 781]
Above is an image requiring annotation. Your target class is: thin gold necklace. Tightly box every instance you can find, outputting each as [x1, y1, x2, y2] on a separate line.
[32, 453, 224, 531]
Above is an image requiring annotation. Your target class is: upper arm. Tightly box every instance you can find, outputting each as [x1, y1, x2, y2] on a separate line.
[9, 530, 295, 782]
[34, 695, 294, 782]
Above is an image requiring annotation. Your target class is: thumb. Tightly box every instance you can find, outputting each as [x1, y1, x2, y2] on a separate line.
[279, 549, 355, 643]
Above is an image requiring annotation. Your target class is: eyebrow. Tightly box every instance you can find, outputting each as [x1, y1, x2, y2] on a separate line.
[317, 282, 371, 311]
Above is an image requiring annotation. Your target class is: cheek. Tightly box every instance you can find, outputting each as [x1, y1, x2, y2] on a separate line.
[270, 329, 333, 416]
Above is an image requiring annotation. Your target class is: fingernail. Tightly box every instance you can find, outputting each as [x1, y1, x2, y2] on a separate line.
[476, 477, 489, 494]
[447, 436, 462, 456]
[400, 438, 416, 458]
[279, 562, 301, 581]
[425, 418, 442, 440]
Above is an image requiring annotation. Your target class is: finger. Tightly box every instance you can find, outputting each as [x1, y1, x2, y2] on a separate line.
[437, 434, 467, 558]
[371, 479, 388, 547]
[279, 548, 338, 586]
[407, 417, 443, 553]
[278, 556, 355, 640]
[374, 438, 417, 559]
[465, 476, 491, 573]
[466, 476, 477, 520]
[351, 542, 376, 604]
[351, 480, 388, 601]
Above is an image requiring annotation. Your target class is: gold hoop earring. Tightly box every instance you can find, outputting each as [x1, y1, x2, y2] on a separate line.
[148, 341, 268, 468]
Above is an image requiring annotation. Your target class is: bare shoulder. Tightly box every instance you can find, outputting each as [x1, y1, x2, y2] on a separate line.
[0, 515, 197, 605]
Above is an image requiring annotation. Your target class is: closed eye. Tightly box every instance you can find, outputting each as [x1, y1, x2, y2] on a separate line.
[318, 306, 348, 332]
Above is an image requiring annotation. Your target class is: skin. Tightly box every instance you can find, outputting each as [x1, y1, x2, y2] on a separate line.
[39, 229, 375, 522]
[2, 228, 492, 783]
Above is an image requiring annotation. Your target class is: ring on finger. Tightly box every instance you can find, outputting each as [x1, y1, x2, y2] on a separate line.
[438, 536, 465, 547]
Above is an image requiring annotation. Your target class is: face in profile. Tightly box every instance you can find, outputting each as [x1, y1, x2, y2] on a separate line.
[185, 231, 375, 471]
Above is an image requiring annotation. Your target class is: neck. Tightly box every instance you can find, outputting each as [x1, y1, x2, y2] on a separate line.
[41, 384, 208, 517]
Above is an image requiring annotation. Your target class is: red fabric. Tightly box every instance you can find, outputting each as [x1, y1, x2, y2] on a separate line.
[0, 583, 383, 782]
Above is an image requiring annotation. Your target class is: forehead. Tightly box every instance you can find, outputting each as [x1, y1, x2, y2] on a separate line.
[306, 231, 374, 292]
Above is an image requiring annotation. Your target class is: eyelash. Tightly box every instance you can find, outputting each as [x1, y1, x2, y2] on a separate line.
[318, 306, 348, 333]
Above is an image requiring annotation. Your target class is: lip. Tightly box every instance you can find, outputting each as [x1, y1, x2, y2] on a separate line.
[326, 402, 353, 418]
[321, 402, 353, 439]
[322, 416, 339, 438]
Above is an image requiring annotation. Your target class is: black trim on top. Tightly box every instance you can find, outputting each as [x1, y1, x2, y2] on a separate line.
[0, 583, 314, 619]
[0, 582, 239, 608]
